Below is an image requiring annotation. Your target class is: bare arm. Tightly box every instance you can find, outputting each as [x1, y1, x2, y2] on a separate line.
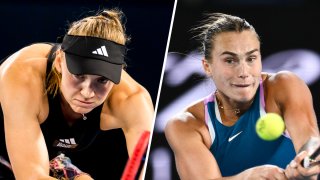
[166, 110, 289, 180]
[165, 112, 222, 180]
[118, 87, 154, 179]
[120, 89, 153, 156]
[271, 71, 319, 152]
[0, 60, 55, 180]
[269, 71, 320, 179]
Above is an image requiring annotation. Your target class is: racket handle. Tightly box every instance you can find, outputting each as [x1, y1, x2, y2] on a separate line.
[121, 131, 150, 180]
[310, 145, 320, 160]
[300, 137, 320, 168]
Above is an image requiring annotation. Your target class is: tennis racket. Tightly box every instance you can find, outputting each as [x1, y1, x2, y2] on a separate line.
[121, 131, 150, 180]
[300, 137, 320, 168]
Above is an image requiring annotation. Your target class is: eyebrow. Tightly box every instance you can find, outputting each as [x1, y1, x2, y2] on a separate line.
[220, 49, 259, 56]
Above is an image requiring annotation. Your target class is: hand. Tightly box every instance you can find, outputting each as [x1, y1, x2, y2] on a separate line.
[74, 173, 94, 180]
[285, 151, 320, 180]
[241, 165, 287, 180]
[50, 153, 92, 180]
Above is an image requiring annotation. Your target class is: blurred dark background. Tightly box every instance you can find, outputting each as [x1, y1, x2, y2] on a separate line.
[0, 0, 174, 179]
[146, 0, 320, 179]
[0, 0, 174, 105]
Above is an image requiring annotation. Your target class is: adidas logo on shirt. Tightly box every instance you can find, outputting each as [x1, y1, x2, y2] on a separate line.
[92, 45, 108, 57]
[53, 138, 78, 149]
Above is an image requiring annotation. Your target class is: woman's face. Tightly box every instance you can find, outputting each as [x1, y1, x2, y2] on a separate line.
[203, 30, 262, 103]
[56, 53, 114, 114]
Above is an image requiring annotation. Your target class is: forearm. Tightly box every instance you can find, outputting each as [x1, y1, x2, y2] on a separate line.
[209, 165, 288, 180]
[177, 159, 222, 180]
[288, 124, 319, 153]
[74, 173, 93, 180]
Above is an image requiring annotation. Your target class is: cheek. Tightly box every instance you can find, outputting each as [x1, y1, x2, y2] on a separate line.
[250, 64, 262, 81]
[252, 59, 262, 73]
[60, 75, 80, 96]
[93, 83, 114, 98]
[95, 87, 109, 97]
[256, 64, 262, 74]
[212, 68, 234, 82]
[60, 63, 78, 91]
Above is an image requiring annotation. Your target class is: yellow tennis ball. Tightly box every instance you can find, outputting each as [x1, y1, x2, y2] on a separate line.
[256, 113, 285, 141]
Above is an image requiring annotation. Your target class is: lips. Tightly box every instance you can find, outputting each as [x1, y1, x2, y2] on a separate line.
[232, 84, 251, 87]
[77, 100, 94, 104]
[75, 99, 95, 108]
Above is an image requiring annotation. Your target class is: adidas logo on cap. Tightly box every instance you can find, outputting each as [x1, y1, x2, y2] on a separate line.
[92, 45, 108, 57]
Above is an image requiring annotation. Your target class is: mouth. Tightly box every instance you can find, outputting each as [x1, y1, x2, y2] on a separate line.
[232, 83, 252, 88]
[78, 100, 94, 104]
[75, 99, 95, 107]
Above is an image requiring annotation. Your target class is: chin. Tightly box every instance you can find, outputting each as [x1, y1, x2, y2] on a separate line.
[233, 91, 255, 103]
[71, 105, 94, 114]
[238, 96, 254, 103]
[237, 86, 258, 99]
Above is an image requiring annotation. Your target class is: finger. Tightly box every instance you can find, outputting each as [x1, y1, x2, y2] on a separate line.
[294, 151, 309, 164]
[297, 162, 320, 177]
[309, 160, 320, 167]
[309, 153, 320, 167]
[285, 161, 301, 179]
[289, 160, 298, 169]
[273, 169, 287, 180]
[284, 165, 290, 178]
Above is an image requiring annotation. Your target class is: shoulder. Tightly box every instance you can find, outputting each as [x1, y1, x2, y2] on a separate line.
[263, 71, 311, 111]
[264, 71, 304, 87]
[7, 43, 53, 61]
[103, 70, 154, 129]
[165, 99, 206, 138]
[165, 111, 197, 133]
[164, 110, 197, 146]
[107, 70, 153, 110]
[0, 43, 53, 122]
[263, 71, 308, 97]
[0, 43, 52, 84]
[165, 98, 212, 149]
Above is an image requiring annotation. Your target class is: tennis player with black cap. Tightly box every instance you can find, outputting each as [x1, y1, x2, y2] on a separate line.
[62, 35, 126, 84]
[0, 9, 153, 180]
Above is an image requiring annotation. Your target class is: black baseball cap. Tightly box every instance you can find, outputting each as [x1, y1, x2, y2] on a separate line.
[61, 35, 126, 84]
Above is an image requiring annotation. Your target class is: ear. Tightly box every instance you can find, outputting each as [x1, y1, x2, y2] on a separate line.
[202, 59, 213, 77]
[54, 49, 63, 73]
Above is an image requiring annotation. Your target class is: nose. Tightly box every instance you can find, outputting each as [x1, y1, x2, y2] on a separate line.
[80, 81, 95, 99]
[238, 62, 249, 79]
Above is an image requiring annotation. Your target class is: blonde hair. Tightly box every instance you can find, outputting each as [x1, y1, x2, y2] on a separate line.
[46, 9, 128, 96]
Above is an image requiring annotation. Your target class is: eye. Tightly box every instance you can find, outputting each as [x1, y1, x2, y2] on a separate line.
[225, 58, 235, 64]
[97, 77, 109, 84]
[73, 74, 85, 80]
[247, 56, 257, 63]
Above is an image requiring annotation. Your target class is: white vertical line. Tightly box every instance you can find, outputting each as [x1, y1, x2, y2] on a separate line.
[101, 46, 108, 57]
[70, 138, 76, 145]
[97, 48, 103, 55]
[142, 0, 178, 179]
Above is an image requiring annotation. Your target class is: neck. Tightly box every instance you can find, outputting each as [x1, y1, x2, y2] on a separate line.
[215, 90, 254, 123]
[59, 93, 83, 124]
